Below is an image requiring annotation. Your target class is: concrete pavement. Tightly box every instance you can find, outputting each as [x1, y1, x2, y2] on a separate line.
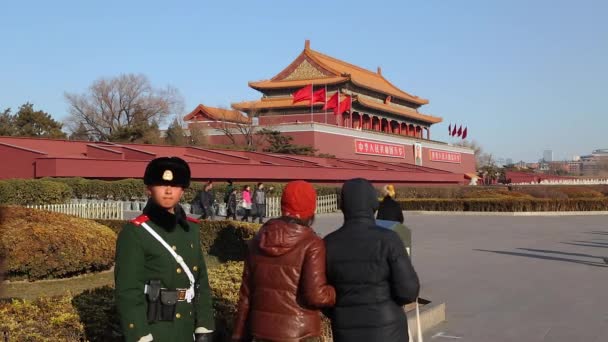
[312, 213, 608, 342]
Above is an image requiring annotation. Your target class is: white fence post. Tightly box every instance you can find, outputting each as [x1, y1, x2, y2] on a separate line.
[25, 201, 124, 220]
[263, 194, 338, 218]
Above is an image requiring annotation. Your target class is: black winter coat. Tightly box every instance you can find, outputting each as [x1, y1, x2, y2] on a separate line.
[324, 178, 420, 342]
[377, 195, 405, 224]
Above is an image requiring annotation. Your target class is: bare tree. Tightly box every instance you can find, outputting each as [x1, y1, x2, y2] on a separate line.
[215, 107, 261, 150]
[189, 124, 208, 146]
[64, 73, 183, 142]
[454, 140, 488, 168]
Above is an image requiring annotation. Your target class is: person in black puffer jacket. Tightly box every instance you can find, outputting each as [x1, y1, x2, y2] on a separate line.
[324, 178, 420, 342]
[377, 184, 404, 224]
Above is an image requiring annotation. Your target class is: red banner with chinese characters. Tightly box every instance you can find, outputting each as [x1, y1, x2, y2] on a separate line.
[355, 139, 405, 158]
[429, 149, 462, 163]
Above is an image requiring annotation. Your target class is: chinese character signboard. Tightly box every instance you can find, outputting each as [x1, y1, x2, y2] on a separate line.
[429, 149, 462, 164]
[414, 143, 423, 166]
[355, 139, 405, 158]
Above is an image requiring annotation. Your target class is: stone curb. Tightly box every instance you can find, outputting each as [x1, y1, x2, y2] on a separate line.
[405, 211, 608, 217]
[407, 302, 446, 339]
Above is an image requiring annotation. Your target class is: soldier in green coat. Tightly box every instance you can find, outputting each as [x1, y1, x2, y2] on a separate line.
[115, 157, 215, 342]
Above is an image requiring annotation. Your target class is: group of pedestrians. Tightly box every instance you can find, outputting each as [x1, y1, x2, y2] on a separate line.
[115, 156, 419, 342]
[195, 180, 273, 223]
[233, 179, 419, 342]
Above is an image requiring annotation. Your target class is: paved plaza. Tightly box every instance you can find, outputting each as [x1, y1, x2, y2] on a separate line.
[313, 213, 608, 342]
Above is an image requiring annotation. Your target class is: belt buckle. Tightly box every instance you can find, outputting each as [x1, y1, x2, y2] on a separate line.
[177, 289, 187, 301]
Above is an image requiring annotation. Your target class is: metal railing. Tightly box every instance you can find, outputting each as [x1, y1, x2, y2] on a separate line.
[26, 202, 124, 220]
[264, 194, 338, 218]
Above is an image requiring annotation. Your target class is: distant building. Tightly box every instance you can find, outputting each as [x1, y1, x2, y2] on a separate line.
[543, 150, 553, 162]
[506, 158, 513, 165]
[568, 161, 582, 174]
[183, 40, 476, 176]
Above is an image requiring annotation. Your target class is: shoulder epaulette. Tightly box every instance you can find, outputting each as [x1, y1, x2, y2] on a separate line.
[130, 214, 150, 226]
[186, 216, 200, 224]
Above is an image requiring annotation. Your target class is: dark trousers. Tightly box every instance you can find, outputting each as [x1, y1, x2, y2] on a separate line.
[241, 209, 251, 222]
[253, 203, 265, 223]
[226, 207, 237, 220]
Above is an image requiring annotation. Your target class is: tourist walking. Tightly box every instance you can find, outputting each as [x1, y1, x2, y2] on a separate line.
[241, 185, 252, 222]
[377, 184, 404, 224]
[324, 178, 420, 342]
[232, 180, 335, 342]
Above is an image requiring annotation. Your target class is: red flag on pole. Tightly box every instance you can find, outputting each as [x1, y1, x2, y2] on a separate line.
[324, 92, 339, 110]
[462, 127, 468, 139]
[292, 85, 313, 104]
[337, 96, 351, 115]
[448, 123, 452, 136]
[457, 125, 463, 137]
[312, 87, 326, 103]
[451, 124, 458, 136]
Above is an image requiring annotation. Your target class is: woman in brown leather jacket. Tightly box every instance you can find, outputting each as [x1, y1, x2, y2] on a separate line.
[232, 180, 336, 342]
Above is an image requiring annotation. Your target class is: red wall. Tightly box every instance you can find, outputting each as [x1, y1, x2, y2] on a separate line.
[32, 158, 463, 184]
[206, 129, 475, 174]
[0, 144, 40, 179]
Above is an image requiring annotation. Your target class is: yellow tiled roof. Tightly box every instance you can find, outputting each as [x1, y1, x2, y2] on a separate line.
[184, 104, 250, 123]
[248, 41, 429, 106]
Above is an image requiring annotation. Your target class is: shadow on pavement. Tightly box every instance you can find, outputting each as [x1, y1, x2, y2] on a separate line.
[474, 249, 608, 268]
[562, 242, 608, 249]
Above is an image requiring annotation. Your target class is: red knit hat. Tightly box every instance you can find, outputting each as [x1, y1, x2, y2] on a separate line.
[281, 180, 317, 220]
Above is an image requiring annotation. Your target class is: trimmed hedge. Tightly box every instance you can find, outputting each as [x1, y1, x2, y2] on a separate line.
[41, 178, 339, 202]
[0, 179, 72, 205]
[0, 206, 117, 280]
[397, 198, 608, 212]
[93, 219, 128, 235]
[0, 296, 86, 341]
[0, 262, 332, 342]
[72, 286, 122, 342]
[200, 220, 261, 262]
[43, 177, 148, 201]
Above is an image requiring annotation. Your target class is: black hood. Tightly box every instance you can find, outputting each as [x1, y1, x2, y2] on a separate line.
[142, 199, 190, 232]
[341, 178, 379, 222]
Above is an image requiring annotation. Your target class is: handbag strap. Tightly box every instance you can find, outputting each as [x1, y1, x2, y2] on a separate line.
[140, 222, 196, 303]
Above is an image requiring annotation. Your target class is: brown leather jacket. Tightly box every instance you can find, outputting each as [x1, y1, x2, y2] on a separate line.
[232, 218, 336, 342]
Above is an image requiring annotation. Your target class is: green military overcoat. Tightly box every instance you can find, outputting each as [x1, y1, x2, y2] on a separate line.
[115, 214, 215, 342]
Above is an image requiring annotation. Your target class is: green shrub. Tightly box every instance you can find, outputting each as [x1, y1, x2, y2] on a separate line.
[0, 179, 72, 205]
[0, 206, 117, 280]
[72, 286, 122, 342]
[46, 177, 147, 200]
[44, 177, 340, 204]
[0, 296, 85, 341]
[208, 262, 245, 340]
[200, 220, 261, 262]
[461, 189, 532, 199]
[93, 219, 128, 235]
[397, 198, 608, 212]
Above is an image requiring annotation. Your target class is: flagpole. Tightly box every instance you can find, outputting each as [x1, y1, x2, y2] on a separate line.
[350, 95, 353, 129]
[310, 83, 314, 124]
[338, 91, 341, 127]
[324, 84, 327, 124]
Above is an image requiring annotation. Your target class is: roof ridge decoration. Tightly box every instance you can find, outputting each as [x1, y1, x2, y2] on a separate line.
[250, 40, 428, 105]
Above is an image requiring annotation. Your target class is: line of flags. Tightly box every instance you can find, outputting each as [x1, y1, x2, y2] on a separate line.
[292, 84, 352, 116]
[448, 123, 468, 139]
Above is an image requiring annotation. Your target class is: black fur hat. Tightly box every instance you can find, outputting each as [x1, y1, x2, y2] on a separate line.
[144, 157, 191, 188]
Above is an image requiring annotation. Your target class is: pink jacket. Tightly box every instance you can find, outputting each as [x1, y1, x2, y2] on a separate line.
[242, 190, 252, 204]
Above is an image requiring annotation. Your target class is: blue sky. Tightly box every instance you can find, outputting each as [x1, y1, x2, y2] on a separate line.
[1, 0, 606, 162]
